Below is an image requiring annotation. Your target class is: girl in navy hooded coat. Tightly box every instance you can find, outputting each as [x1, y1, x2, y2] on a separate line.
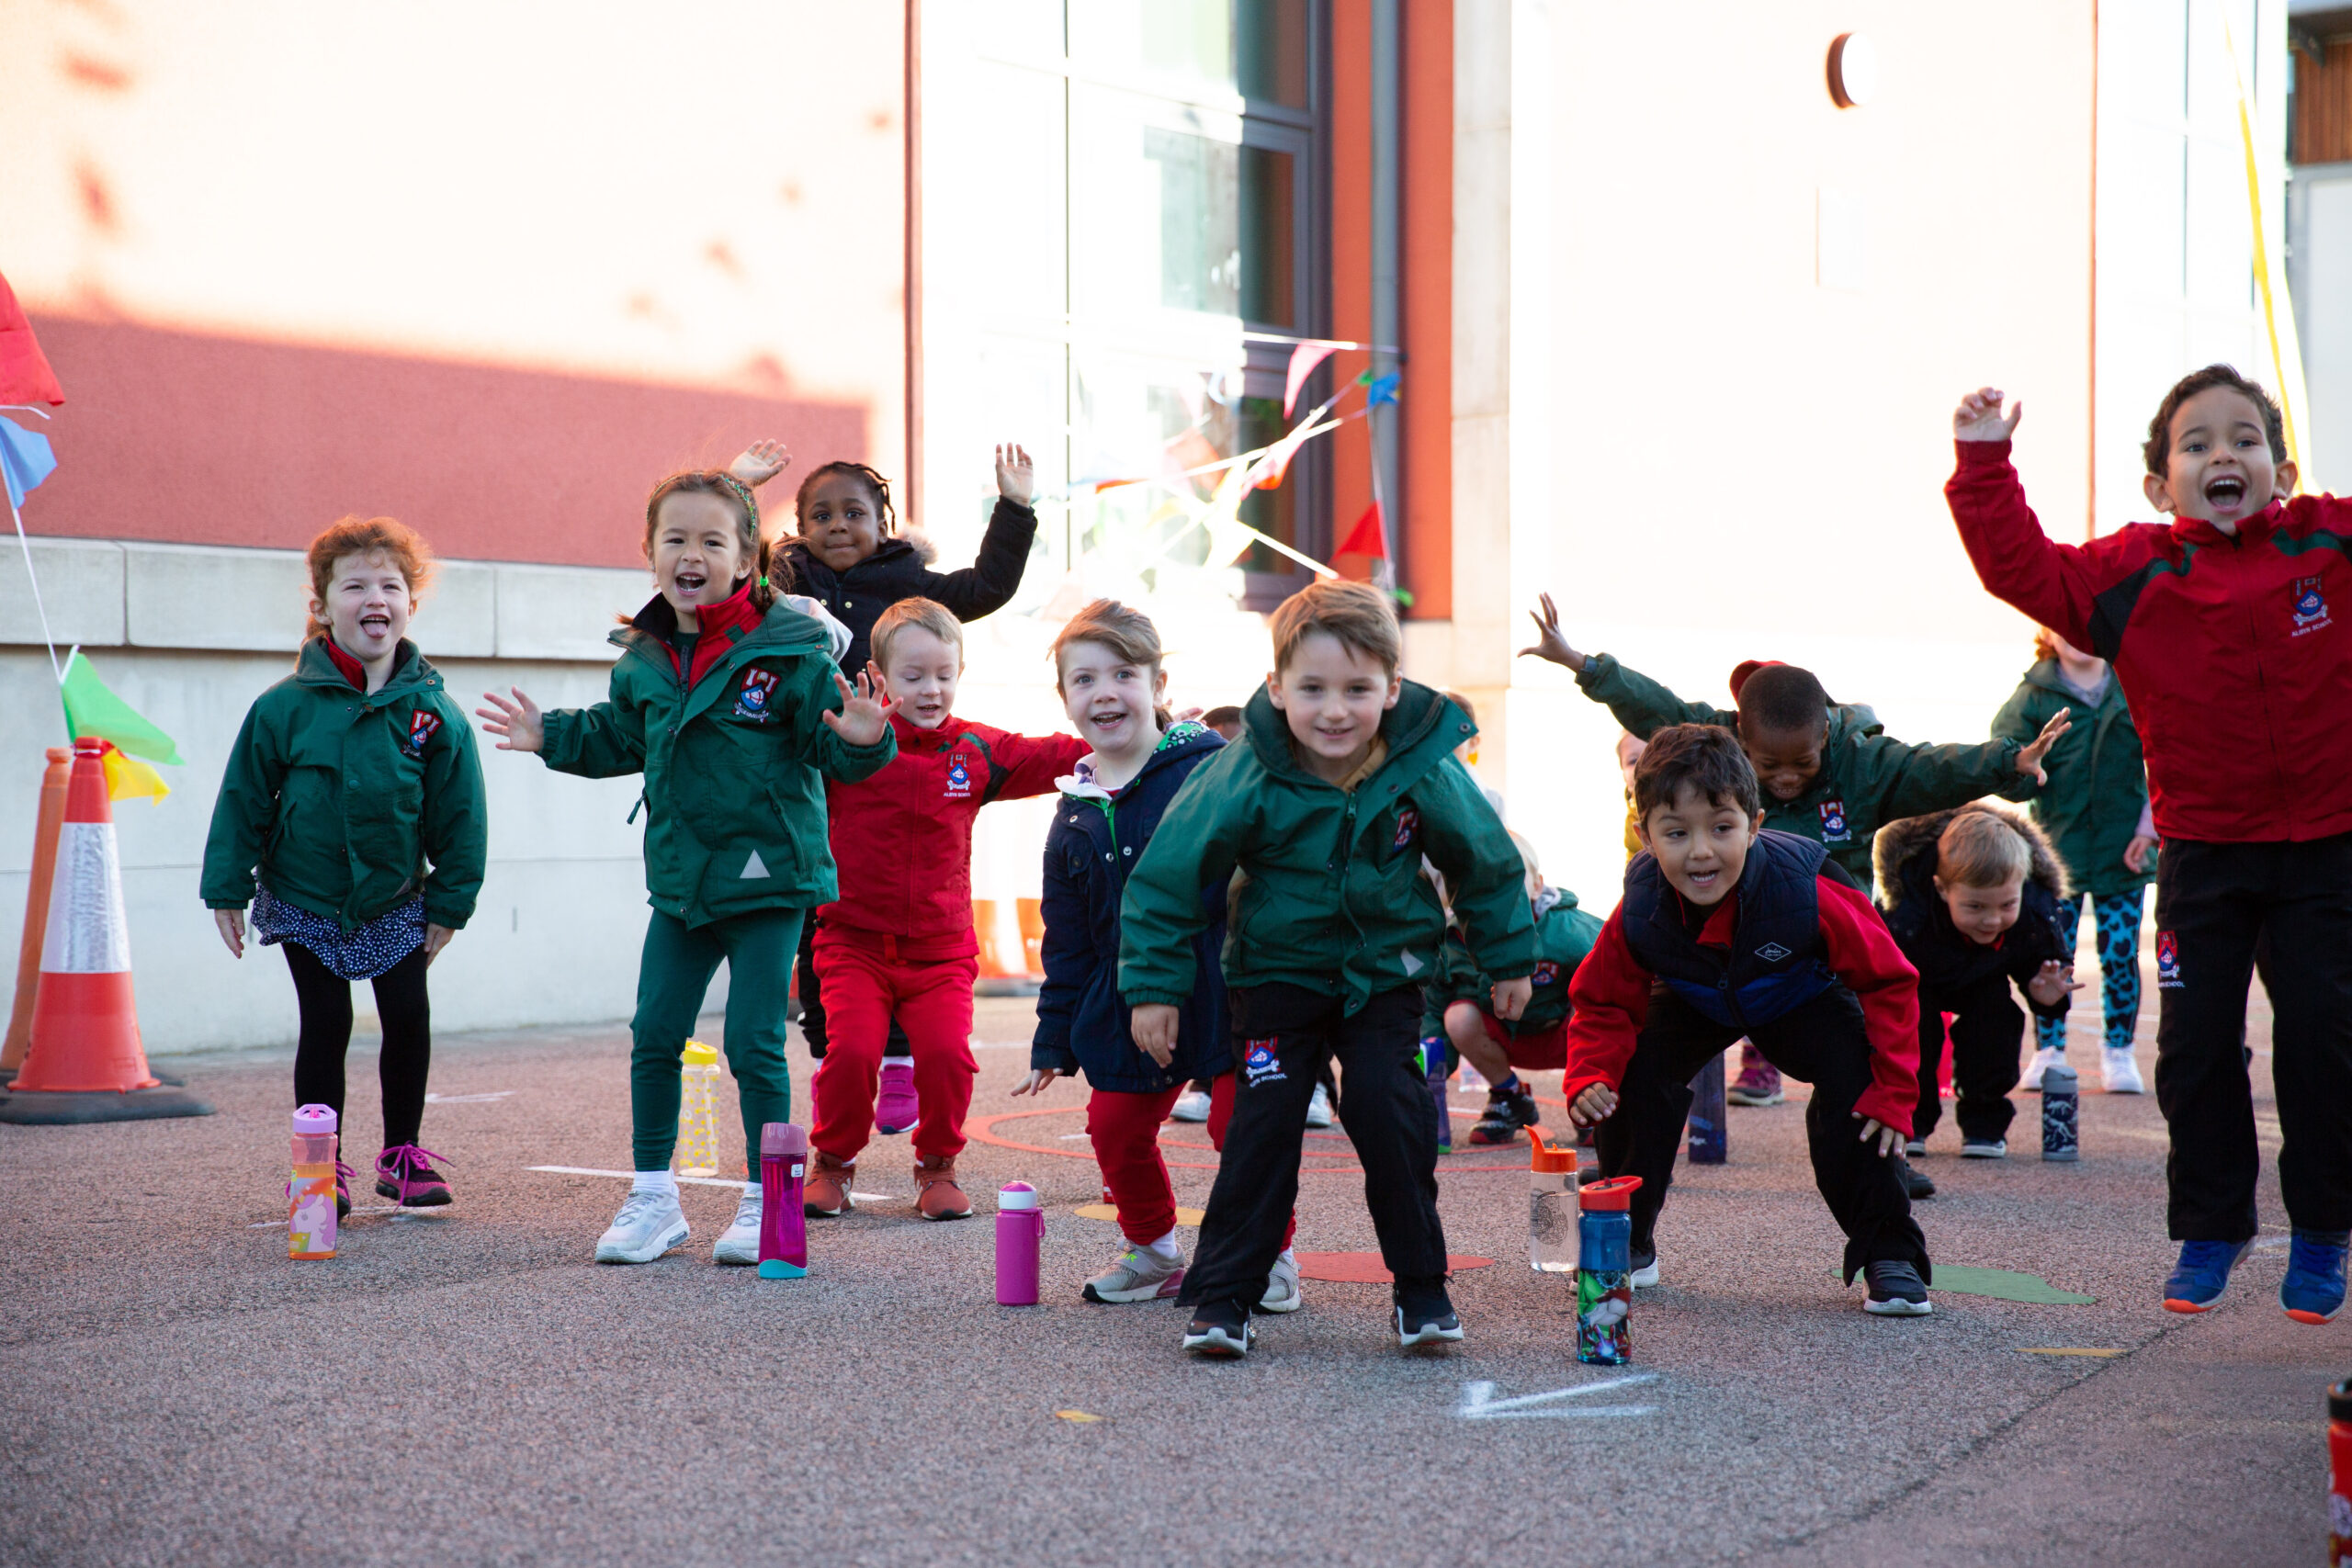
[1013, 601, 1299, 1312]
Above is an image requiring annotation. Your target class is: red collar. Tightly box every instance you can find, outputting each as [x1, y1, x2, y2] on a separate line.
[675, 579, 761, 686]
[2177, 496, 2285, 547]
[890, 708, 964, 748]
[320, 637, 367, 691]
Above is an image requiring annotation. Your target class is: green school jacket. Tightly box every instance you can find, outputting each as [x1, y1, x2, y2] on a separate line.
[202, 639, 487, 931]
[537, 596, 896, 928]
[1431, 893, 1604, 1037]
[1991, 660, 2154, 898]
[1118, 681, 1536, 1015]
[1576, 652, 2038, 886]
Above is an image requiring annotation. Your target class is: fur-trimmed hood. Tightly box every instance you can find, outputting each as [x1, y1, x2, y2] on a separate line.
[1875, 801, 2070, 909]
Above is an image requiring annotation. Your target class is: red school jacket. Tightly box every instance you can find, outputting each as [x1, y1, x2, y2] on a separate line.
[1946, 439, 2352, 844]
[819, 709, 1089, 956]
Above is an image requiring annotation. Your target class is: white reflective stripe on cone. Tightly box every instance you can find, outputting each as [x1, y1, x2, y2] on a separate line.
[40, 822, 131, 975]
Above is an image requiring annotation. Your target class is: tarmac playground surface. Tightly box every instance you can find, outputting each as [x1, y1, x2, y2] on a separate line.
[0, 979, 2332, 1568]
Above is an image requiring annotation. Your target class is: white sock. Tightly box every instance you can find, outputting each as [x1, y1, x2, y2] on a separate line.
[742, 1179, 762, 1199]
[631, 1170, 679, 1198]
[1278, 1247, 1295, 1265]
[1145, 1230, 1182, 1261]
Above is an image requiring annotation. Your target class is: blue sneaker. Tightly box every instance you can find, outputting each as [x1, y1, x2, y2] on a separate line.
[2282, 1230, 2351, 1325]
[2163, 1239, 2252, 1314]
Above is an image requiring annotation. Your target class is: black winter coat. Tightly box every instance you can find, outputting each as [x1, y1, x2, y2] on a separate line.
[771, 501, 1038, 674]
[1032, 725, 1231, 1093]
[1876, 804, 2072, 1019]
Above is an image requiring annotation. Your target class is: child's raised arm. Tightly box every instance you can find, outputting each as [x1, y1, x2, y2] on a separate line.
[481, 682, 649, 779]
[1521, 598, 1734, 739]
[1945, 387, 2106, 647]
[788, 661, 897, 782]
[913, 444, 1041, 625]
[728, 439, 791, 488]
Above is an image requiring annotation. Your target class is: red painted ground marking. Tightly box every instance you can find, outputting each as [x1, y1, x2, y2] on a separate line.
[965, 1106, 1561, 1177]
[1296, 1251, 1495, 1283]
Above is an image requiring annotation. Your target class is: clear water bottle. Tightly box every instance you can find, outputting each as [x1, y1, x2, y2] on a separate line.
[1457, 1059, 1488, 1095]
[1419, 1036, 1452, 1154]
[1528, 1126, 1578, 1272]
[678, 1040, 721, 1178]
[2041, 1062, 2080, 1161]
[288, 1103, 338, 1260]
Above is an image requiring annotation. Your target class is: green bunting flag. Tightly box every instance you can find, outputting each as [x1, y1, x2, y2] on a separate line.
[60, 649, 183, 766]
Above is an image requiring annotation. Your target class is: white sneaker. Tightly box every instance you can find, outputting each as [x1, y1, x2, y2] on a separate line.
[712, 1189, 762, 1265]
[1258, 1249, 1305, 1313]
[1082, 1245, 1185, 1303]
[1169, 1089, 1212, 1123]
[1306, 1084, 1335, 1129]
[1904, 1138, 1928, 1158]
[1960, 1138, 2008, 1159]
[2020, 1045, 2064, 1092]
[2103, 1046, 2146, 1094]
[594, 1190, 689, 1264]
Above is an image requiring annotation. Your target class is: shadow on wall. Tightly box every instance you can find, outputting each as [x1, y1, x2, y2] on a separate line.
[21, 316, 868, 569]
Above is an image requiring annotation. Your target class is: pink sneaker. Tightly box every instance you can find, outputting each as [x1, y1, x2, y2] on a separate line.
[374, 1144, 453, 1207]
[1727, 1051, 1783, 1107]
[876, 1059, 919, 1135]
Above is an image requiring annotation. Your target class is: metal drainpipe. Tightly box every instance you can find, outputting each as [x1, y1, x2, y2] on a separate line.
[1371, 0, 1403, 587]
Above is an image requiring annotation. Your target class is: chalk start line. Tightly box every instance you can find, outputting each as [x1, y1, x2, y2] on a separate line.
[966, 1098, 1572, 1178]
[1458, 1373, 1658, 1420]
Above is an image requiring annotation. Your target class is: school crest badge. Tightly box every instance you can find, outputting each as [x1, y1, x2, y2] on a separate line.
[1532, 960, 1560, 987]
[2291, 575, 2332, 637]
[1392, 807, 1419, 851]
[405, 711, 441, 756]
[2155, 930, 2182, 989]
[1818, 799, 1851, 843]
[732, 669, 778, 720]
[944, 754, 975, 799]
[1241, 1037, 1285, 1087]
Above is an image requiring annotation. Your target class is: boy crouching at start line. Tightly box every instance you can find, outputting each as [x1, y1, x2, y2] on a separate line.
[1562, 724, 1936, 1315]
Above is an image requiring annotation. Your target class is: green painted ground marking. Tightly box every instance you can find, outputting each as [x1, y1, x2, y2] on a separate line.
[1839, 1265, 2096, 1303]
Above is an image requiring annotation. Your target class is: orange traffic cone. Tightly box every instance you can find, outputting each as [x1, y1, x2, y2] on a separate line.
[0, 739, 209, 1123]
[1, 747, 72, 1079]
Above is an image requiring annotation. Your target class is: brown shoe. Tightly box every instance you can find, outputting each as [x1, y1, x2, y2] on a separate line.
[913, 1155, 972, 1221]
[804, 1151, 855, 1217]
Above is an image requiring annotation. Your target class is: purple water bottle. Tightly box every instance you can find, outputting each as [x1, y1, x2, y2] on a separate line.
[996, 1181, 1044, 1304]
[758, 1122, 808, 1279]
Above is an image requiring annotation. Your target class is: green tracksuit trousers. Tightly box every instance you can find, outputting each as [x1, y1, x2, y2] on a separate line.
[629, 908, 803, 1174]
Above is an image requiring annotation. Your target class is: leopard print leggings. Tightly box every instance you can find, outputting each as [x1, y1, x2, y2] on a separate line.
[2034, 888, 2145, 1055]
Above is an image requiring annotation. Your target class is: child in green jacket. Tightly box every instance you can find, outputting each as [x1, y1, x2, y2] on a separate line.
[1993, 627, 2158, 1094]
[204, 516, 487, 1216]
[1121, 581, 1536, 1357]
[1519, 592, 2070, 1107]
[477, 470, 895, 1269]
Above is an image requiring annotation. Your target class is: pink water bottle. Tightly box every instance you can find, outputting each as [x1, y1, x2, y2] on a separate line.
[288, 1104, 338, 1260]
[996, 1181, 1043, 1304]
[758, 1122, 808, 1280]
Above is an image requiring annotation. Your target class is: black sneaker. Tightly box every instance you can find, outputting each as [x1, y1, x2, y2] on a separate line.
[1863, 1259, 1933, 1316]
[1466, 1083, 1542, 1145]
[1182, 1298, 1255, 1358]
[1394, 1280, 1465, 1348]
[1896, 1156, 1935, 1201]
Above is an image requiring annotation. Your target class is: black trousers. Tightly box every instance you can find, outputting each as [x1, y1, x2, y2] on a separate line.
[1595, 984, 1927, 1283]
[1179, 985, 1445, 1310]
[2154, 834, 2352, 1241]
[1914, 972, 2025, 1144]
[285, 941, 432, 1151]
[792, 917, 910, 1060]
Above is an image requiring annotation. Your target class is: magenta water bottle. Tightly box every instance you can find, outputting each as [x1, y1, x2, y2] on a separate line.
[758, 1122, 808, 1280]
[996, 1181, 1044, 1304]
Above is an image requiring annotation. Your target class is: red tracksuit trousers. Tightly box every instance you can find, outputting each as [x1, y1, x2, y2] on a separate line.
[809, 931, 978, 1165]
[1088, 1074, 1295, 1251]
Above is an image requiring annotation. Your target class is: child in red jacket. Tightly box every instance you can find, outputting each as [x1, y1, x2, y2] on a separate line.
[803, 598, 1088, 1220]
[1947, 369, 2352, 1323]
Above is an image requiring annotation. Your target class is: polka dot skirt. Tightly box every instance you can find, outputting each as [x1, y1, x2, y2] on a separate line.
[253, 886, 425, 981]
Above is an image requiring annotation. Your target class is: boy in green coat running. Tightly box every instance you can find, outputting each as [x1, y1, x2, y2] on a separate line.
[1518, 592, 2070, 1105]
[479, 468, 895, 1269]
[1993, 627, 2158, 1094]
[1121, 581, 1536, 1357]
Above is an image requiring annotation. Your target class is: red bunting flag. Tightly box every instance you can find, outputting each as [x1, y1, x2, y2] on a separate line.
[1334, 501, 1387, 559]
[0, 273, 64, 407]
[1283, 341, 1337, 418]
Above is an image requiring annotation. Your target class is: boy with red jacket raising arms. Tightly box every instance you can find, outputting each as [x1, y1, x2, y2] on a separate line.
[1947, 369, 2352, 1322]
[804, 599, 1087, 1220]
[1563, 725, 1933, 1316]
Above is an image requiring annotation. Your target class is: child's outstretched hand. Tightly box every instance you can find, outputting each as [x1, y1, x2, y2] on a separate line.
[729, 439, 791, 487]
[1012, 1068, 1059, 1097]
[1491, 976, 1532, 1022]
[476, 688, 545, 752]
[1953, 387, 2023, 443]
[214, 908, 245, 958]
[1131, 1003, 1179, 1067]
[2027, 959, 2084, 1009]
[823, 668, 898, 746]
[2014, 707, 2072, 784]
[1854, 1114, 1902, 1157]
[1516, 592, 1587, 672]
[1567, 1081, 1617, 1128]
[995, 443, 1036, 505]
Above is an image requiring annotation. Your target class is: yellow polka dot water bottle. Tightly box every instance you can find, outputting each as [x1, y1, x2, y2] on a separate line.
[677, 1041, 721, 1179]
